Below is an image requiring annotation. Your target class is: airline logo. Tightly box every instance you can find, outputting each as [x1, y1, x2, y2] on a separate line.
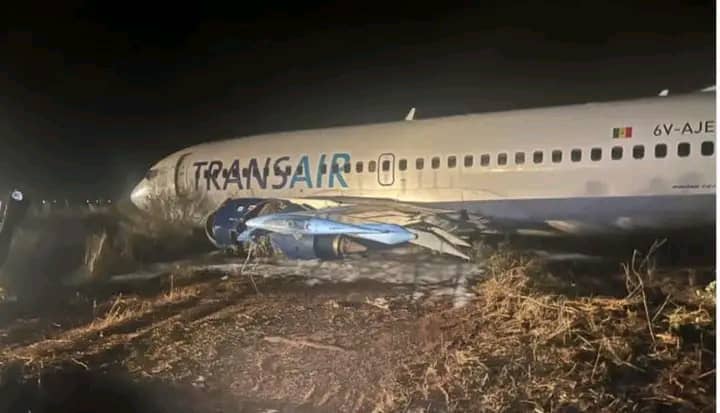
[612, 126, 633, 139]
[192, 153, 351, 191]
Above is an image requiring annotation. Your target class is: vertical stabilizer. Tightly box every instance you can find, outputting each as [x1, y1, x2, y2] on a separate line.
[405, 107, 416, 121]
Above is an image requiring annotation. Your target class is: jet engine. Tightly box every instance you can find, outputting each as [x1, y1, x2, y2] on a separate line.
[205, 198, 419, 260]
[204, 198, 266, 249]
[268, 233, 367, 259]
[204, 198, 366, 259]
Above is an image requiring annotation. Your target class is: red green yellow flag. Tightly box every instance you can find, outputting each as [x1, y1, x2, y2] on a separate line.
[612, 127, 633, 139]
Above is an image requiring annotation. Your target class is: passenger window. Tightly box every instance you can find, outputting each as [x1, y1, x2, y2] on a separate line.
[591, 148, 602, 161]
[533, 151, 543, 164]
[356, 161, 363, 173]
[343, 163, 351, 173]
[382, 160, 390, 171]
[701, 141, 714, 156]
[480, 154, 490, 166]
[655, 144, 667, 158]
[464, 155, 473, 167]
[552, 150, 562, 163]
[447, 156, 457, 168]
[611, 146, 623, 160]
[633, 145, 644, 159]
[399, 159, 407, 171]
[678, 142, 690, 157]
[497, 153, 507, 166]
[416, 158, 424, 170]
[515, 152, 525, 165]
[571, 149, 581, 162]
[319, 164, 327, 174]
[432, 157, 440, 169]
[368, 161, 376, 172]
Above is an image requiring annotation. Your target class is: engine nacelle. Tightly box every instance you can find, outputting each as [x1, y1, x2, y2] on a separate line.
[205, 198, 406, 259]
[204, 198, 266, 249]
[268, 234, 366, 260]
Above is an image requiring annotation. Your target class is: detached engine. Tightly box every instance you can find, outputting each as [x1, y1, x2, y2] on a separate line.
[204, 198, 413, 259]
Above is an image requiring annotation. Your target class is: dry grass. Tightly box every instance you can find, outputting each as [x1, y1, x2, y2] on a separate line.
[88, 294, 152, 331]
[90, 282, 202, 331]
[377, 246, 716, 412]
[78, 282, 202, 335]
[156, 280, 202, 305]
[0, 282, 205, 372]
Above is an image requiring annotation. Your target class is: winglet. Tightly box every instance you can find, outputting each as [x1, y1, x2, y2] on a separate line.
[405, 107, 416, 121]
[658, 89, 669, 97]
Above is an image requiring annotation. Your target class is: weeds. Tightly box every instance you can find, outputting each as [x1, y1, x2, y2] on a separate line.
[379, 243, 716, 412]
[132, 193, 213, 231]
[88, 294, 151, 331]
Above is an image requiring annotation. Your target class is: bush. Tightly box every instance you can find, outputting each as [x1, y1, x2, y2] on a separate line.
[0, 194, 216, 297]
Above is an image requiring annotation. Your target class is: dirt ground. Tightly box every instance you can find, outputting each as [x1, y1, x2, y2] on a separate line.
[0, 244, 715, 413]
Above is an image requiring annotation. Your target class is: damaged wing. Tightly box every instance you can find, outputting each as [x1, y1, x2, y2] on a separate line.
[205, 197, 493, 260]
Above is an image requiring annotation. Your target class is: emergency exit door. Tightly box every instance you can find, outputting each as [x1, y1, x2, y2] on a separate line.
[377, 153, 395, 186]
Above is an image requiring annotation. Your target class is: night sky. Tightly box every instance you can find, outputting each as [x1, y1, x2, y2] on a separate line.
[0, 1, 715, 200]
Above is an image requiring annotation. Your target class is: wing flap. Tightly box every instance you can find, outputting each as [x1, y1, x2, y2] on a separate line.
[429, 226, 472, 248]
[408, 228, 470, 260]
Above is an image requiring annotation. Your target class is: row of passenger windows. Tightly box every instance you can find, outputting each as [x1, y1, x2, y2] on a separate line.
[257, 141, 715, 176]
[349, 141, 714, 173]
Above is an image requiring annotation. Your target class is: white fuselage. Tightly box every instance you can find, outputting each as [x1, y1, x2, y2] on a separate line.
[131, 92, 716, 234]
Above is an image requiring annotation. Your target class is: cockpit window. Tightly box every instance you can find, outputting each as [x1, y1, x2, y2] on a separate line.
[145, 169, 159, 180]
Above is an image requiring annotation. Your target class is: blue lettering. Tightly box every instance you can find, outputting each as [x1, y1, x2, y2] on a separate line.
[290, 156, 313, 188]
[315, 154, 326, 188]
[329, 153, 350, 188]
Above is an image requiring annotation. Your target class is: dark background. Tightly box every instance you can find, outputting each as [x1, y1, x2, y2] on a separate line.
[0, 1, 715, 201]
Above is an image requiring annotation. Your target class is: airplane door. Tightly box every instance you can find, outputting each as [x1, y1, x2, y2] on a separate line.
[174, 153, 194, 197]
[377, 153, 395, 186]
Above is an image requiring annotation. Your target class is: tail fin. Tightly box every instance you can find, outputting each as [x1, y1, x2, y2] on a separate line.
[405, 107, 416, 121]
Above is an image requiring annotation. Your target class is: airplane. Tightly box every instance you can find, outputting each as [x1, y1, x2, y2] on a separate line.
[130, 89, 716, 260]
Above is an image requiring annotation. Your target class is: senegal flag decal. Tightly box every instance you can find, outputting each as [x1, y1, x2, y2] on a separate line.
[612, 126, 633, 139]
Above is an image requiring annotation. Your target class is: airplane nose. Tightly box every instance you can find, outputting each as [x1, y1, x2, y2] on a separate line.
[130, 180, 151, 210]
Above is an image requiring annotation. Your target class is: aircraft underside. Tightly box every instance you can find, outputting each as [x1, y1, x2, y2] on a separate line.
[203, 193, 716, 260]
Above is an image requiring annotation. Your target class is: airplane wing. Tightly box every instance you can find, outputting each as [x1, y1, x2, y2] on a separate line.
[205, 196, 496, 260]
